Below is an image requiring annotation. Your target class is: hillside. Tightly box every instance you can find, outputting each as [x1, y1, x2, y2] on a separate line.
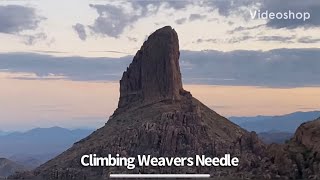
[0, 158, 26, 178]
[258, 131, 293, 144]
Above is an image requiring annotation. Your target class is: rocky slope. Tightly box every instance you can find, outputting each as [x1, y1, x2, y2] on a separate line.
[267, 117, 320, 179]
[258, 131, 293, 144]
[293, 118, 320, 152]
[0, 158, 26, 178]
[9, 26, 320, 179]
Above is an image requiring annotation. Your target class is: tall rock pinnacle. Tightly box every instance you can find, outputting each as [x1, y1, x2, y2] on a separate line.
[118, 26, 184, 108]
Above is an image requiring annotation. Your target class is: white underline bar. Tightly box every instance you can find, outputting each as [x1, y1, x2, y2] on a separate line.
[110, 174, 210, 178]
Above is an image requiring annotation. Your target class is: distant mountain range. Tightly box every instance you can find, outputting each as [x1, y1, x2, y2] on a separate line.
[0, 127, 93, 171]
[229, 111, 320, 133]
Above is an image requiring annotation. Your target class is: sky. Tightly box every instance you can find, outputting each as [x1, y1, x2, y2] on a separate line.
[0, 0, 320, 131]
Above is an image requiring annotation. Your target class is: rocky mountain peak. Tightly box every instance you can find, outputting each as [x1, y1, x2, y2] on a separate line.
[118, 26, 184, 108]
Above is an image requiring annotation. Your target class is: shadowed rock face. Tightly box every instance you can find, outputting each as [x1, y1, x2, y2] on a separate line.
[294, 118, 320, 152]
[118, 26, 184, 108]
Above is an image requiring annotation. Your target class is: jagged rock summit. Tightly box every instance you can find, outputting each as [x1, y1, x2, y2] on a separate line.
[11, 26, 277, 179]
[118, 26, 185, 109]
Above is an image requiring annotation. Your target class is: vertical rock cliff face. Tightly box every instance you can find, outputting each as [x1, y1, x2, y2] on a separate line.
[118, 26, 184, 108]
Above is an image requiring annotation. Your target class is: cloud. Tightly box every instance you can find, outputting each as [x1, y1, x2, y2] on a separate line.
[227, 36, 254, 43]
[180, 48, 320, 87]
[88, 50, 131, 55]
[85, 1, 193, 38]
[31, 50, 68, 54]
[257, 35, 295, 43]
[228, 24, 265, 34]
[262, 0, 320, 29]
[1, 48, 320, 87]
[158, 0, 257, 17]
[298, 36, 320, 44]
[195, 38, 218, 44]
[73, 0, 317, 41]
[0, 53, 131, 81]
[22, 33, 47, 45]
[189, 14, 207, 21]
[203, 0, 260, 17]
[77, 0, 259, 40]
[196, 34, 306, 44]
[204, 0, 320, 29]
[0, 5, 48, 45]
[175, 18, 187, 25]
[195, 36, 254, 44]
[74, 0, 304, 41]
[132, 0, 191, 11]
[127, 36, 138, 42]
[73, 23, 87, 41]
[0, 5, 45, 34]
[88, 4, 142, 38]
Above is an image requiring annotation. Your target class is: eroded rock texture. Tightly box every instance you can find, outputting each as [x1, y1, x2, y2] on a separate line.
[267, 118, 320, 179]
[118, 26, 184, 109]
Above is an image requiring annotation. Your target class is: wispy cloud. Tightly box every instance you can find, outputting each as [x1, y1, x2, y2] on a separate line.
[1, 48, 320, 87]
[257, 36, 296, 43]
[298, 36, 320, 44]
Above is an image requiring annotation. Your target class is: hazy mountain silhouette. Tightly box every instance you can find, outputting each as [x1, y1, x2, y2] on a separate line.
[0, 127, 93, 169]
[230, 111, 320, 133]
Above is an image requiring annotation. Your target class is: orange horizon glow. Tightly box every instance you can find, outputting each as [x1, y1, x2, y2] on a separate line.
[0, 72, 319, 130]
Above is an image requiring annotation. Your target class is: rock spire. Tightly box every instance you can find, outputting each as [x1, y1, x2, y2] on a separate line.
[118, 26, 184, 108]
